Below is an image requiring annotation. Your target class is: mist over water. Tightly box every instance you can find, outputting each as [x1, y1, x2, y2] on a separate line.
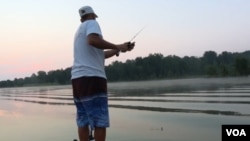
[0, 77, 250, 141]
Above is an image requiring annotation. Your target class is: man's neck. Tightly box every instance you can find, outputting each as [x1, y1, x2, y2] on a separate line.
[81, 16, 96, 23]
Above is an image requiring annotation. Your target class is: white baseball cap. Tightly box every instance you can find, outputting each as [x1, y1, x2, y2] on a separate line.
[79, 6, 98, 17]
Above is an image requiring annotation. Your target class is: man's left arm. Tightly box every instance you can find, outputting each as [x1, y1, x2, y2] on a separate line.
[104, 49, 119, 59]
[104, 42, 135, 59]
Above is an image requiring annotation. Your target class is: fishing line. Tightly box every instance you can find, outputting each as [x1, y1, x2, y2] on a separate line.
[116, 26, 146, 56]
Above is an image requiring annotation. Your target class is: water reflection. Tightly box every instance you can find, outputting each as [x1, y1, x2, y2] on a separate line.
[1, 98, 249, 117]
[109, 97, 250, 104]
[0, 78, 250, 117]
[109, 104, 249, 116]
[1, 78, 250, 141]
[4, 98, 73, 106]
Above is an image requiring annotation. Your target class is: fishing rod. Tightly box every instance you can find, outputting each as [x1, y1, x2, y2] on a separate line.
[116, 26, 146, 56]
[129, 26, 146, 42]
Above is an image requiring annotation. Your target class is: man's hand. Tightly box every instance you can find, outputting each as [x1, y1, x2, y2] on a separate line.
[127, 42, 135, 51]
[117, 43, 128, 52]
[115, 42, 136, 56]
[117, 42, 135, 52]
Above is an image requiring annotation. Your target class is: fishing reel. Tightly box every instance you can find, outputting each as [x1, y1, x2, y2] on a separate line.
[128, 42, 135, 50]
[116, 26, 145, 56]
[116, 41, 135, 56]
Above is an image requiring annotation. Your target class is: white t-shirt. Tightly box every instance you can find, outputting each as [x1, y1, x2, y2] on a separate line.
[71, 20, 106, 79]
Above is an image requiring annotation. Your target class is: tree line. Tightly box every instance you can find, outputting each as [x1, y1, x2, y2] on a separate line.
[0, 50, 250, 88]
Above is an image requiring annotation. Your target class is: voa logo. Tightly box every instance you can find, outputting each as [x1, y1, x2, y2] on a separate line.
[226, 129, 246, 136]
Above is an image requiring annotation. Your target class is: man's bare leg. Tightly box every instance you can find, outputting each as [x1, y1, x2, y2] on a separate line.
[94, 127, 106, 141]
[78, 126, 89, 141]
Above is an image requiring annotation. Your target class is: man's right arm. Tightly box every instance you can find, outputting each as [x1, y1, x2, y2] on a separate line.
[87, 33, 128, 52]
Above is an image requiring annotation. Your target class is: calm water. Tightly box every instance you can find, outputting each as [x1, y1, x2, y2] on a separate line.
[0, 77, 250, 141]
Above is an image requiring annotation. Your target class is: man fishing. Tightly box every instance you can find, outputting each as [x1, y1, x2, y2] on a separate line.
[71, 6, 135, 141]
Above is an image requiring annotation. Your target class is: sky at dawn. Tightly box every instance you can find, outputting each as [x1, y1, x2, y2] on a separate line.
[0, 0, 250, 80]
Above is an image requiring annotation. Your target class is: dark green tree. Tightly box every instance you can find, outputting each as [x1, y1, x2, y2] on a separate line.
[234, 57, 249, 76]
[1, 50, 250, 88]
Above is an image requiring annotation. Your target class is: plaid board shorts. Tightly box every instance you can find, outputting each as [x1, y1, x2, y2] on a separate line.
[72, 76, 110, 128]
